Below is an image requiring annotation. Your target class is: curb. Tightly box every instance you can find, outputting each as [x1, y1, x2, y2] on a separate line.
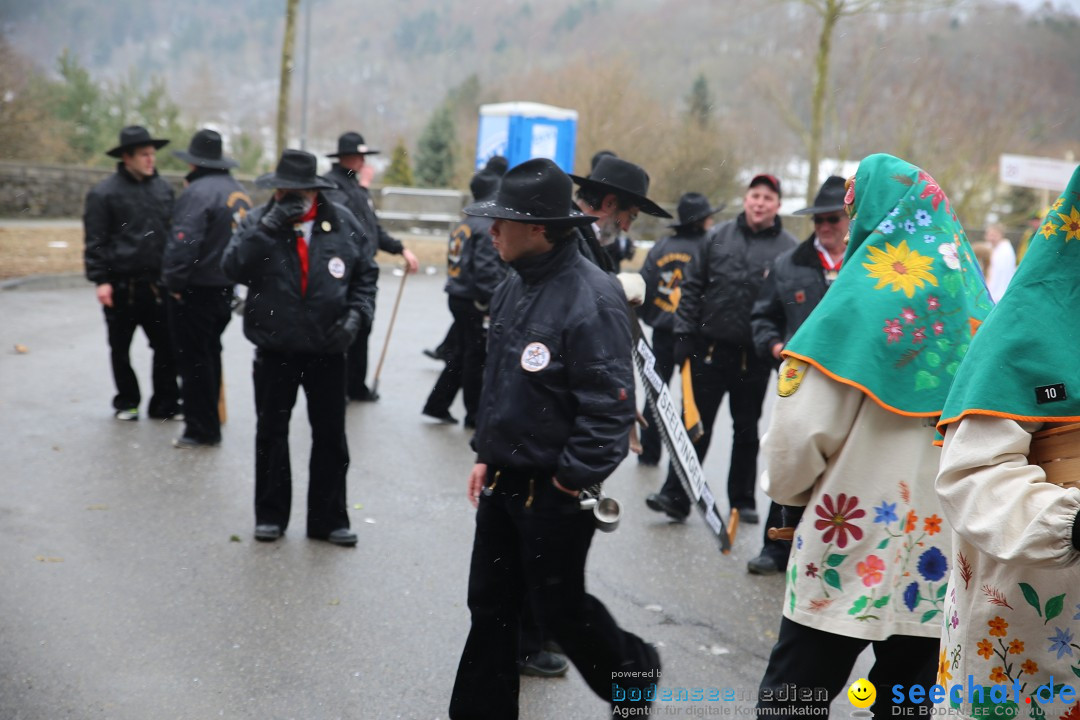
[0, 264, 445, 292]
[0, 273, 87, 291]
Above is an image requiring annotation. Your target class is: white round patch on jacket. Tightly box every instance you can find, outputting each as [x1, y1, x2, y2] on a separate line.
[520, 342, 551, 372]
[328, 257, 346, 279]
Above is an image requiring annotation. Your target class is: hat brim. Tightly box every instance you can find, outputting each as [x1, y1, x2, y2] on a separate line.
[327, 147, 380, 158]
[254, 172, 337, 191]
[668, 204, 725, 228]
[568, 176, 673, 219]
[462, 199, 597, 226]
[792, 202, 846, 216]
[173, 150, 238, 169]
[106, 138, 170, 158]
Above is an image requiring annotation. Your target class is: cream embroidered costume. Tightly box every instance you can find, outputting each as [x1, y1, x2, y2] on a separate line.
[764, 364, 951, 640]
[934, 166, 1080, 720]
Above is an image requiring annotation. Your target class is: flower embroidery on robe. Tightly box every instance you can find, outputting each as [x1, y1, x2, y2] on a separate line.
[813, 493, 865, 549]
[863, 240, 938, 298]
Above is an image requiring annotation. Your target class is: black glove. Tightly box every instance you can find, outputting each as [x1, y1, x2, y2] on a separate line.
[780, 505, 805, 529]
[327, 310, 362, 353]
[673, 334, 696, 368]
[261, 193, 311, 231]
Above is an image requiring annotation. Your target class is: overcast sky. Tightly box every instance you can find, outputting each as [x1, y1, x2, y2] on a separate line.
[1006, 0, 1080, 12]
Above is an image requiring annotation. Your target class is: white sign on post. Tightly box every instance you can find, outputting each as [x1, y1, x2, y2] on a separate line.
[633, 334, 732, 551]
[999, 154, 1077, 192]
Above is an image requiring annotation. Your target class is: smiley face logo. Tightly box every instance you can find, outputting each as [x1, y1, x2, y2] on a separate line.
[847, 678, 876, 709]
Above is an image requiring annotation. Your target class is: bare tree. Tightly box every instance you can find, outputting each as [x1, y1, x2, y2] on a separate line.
[276, 0, 300, 158]
[500, 55, 664, 177]
[790, 0, 956, 205]
[0, 38, 68, 163]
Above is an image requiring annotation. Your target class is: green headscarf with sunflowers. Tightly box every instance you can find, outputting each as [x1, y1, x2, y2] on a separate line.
[782, 153, 994, 417]
[938, 164, 1080, 431]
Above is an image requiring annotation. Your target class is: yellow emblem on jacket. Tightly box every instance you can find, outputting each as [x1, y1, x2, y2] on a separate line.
[777, 358, 808, 397]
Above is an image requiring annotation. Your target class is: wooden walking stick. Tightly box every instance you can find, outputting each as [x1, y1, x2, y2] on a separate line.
[218, 371, 227, 424]
[370, 267, 409, 398]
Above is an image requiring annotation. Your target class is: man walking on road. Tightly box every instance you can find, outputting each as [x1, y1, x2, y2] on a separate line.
[636, 191, 723, 466]
[449, 158, 659, 719]
[421, 168, 506, 427]
[163, 129, 251, 449]
[323, 131, 419, 402]
[83, 125, 180, 422]
[645, 174, 797, 525]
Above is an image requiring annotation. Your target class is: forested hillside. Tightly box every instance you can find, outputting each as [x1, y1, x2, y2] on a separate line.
[0, 0, 1076, 221]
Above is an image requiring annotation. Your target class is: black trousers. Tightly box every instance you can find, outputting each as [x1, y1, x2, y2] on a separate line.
[757, 617, 937, 718]
[168, 287, 231, 442]
[639, 327, 675, 464]
[253, 349, 350, 535]
[449, 469, 658, 719]
[518, 593, 547, 664]
[102, 279, 179, 414]
[435, 320, 457, 360]
[423, 295, 486, 425]
[660, 340, 770, 511]
[757, 501, 791, 565]
[346, 322, 373, 399]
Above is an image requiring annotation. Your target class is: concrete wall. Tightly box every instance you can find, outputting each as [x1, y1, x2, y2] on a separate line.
[0, 161, 469, 235]
[2, 161, 708, 243]
[0, 161, 269, 218]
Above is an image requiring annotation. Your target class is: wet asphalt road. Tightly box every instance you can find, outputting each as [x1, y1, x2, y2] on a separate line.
[0, 269, 869, 719]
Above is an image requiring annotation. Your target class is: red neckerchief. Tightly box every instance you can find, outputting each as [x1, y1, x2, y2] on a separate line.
[814, 244, 843, 271]
[295, 199, 318, 295]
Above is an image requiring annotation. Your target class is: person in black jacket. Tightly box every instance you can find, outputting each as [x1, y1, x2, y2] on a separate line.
[570, 154, 672, 273]
[163, 129, 252, 449]
[449, 159, 659, 719]
[745, 175, 848, 575]
[83, 125, 180, 422]
[636, 192, 723, 466]
[645, 174, 797, 525]
[423, 155, 509, 364]
[222, 150, 378, 547]
[323, 131, 418, 402]
[421, 169, 506, 427]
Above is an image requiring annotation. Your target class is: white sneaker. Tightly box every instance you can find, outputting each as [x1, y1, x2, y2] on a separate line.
[114, 408, 139, 421]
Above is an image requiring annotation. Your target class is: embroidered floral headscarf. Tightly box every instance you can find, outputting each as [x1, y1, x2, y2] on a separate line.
[782, 153, 993, 416]
[938, 164, 1080, 433]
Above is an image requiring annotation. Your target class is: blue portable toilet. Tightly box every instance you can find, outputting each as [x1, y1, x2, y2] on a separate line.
[475, 102, 578, 174]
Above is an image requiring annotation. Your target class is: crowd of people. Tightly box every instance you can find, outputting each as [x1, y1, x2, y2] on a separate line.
[83, 122, 1080, 719]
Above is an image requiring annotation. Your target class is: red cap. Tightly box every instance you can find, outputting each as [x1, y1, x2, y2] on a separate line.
[749, 173, 781, 197]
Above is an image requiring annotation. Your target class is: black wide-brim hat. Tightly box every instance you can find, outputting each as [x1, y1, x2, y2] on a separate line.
[463, 158, 597, 226]
[569, 156, 672, 219]
[793, 175, 848, 216]
[669, 192, 725, 228]
[255, 149, 336, 190]
[106, 125, 169, 158]
[327, 131, 380, 158]
[172, 129, 237, 169]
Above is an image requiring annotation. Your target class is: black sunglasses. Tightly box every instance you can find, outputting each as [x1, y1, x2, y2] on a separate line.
[813, 215, 843, 225]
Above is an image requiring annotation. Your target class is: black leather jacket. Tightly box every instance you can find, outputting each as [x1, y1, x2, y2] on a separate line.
[83, 164, 175, 284]
[638, 228, 707, 332]
[576, 224, 616, 272]
[473, 239, 635, 490]
[163, 168, 251, 291]
[444, 215, 505, 304]
[222, 195, 378, 354]
[751, 235, 834, 364]
[323, 164, 404, 255]
[674, 212, 797, 346]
